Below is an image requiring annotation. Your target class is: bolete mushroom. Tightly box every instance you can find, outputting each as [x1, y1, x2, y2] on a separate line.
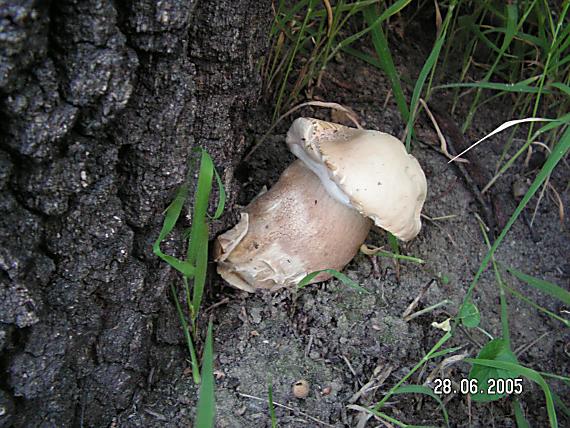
[214, 118, 427, 292]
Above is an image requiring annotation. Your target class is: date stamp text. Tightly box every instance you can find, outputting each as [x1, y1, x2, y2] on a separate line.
[432, 378, 523, 395]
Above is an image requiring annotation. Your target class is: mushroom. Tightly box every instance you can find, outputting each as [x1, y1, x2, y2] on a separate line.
[215, 118, 427, 292]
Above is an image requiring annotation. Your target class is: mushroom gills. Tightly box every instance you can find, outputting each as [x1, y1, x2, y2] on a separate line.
[289, 143, 351, 207]
[214, 160, 371, 291]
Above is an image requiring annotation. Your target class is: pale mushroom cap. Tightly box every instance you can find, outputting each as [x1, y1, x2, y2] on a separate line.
[286, 118, 427, 241]
[215, 160, 371, 291]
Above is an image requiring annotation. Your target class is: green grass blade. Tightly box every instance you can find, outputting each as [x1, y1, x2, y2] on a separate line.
[523, 1, 570, 151]
[530, 113, 570, 139]
[393, 385, 449, 427]
[375, 332, 452, 410]
[513, 399, 530, 428]
[435, 79, 548, 94]
[348, 404, 439, 428]
[191, 224, 209, 320]
[550, 82, 570, 97]
[539, 372, 570, 383]
[479, 222, 510, 341]
[153, 184, 196, 277]
[428, 345, 465, 360]
[268, 381, 277, 428]
[187, 149, 214, 265]
[311, 0, 380, 18]
[158, 184, 189, 239]
[270, 1, 308, 37]
[362, 248, 425, 264]
[171, 284, 200, 384]
[502, 4, 518, 51]
[186, 150, 217, 319]
[552, 391, 570, 419]
[461, 1, 538, 132]
[195, 321, 215, 427]
[341, 46, 382, 68]
[363, 5, 409, 123]
[210, 163, 226, 220]
[298, 269, 370, 294]
[273, 0, 314, 118]
[329, 0, 412, 62]
[502, 281, 570, 327]
[404, 0, 457, 152]
[483, 117, 567, 193]
[506, 266, 570, 306]
[465, 359, 557, 427]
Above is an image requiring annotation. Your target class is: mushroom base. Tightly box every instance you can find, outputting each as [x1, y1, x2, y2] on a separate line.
[215, 160, 372, 292]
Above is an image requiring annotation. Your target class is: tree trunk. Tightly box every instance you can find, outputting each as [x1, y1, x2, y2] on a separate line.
[0, 0, 272, 425]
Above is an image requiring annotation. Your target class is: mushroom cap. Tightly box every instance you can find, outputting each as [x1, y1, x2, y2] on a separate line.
[286, 118, 427, 241]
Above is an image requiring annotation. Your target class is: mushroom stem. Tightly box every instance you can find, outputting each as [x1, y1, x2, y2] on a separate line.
[214, 160, 371, 292]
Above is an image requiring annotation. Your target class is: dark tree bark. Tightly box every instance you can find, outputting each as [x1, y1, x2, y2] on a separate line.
[0, 0, 272, 425]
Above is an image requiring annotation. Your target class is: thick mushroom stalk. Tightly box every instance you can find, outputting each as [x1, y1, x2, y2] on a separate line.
[214, 160, 371, 292]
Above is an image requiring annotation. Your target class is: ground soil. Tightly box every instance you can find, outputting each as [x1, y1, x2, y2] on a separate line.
[136, 25, 569, 428]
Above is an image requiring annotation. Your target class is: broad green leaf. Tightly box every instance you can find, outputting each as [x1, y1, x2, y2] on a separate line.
[387, 232, 400, 255]
[469, 338, 518, 402]
[459, 302, 480, 328]
[466, 359, 557, 427]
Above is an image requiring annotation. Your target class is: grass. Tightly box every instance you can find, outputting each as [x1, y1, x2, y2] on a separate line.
[264, 0, 412, 120]
[154, 149, 223, 426]
[196, 321, 216, 427]
[297, 268, 371, 293]
[268, 381, 278, 428]
[264, 1, 569, 426]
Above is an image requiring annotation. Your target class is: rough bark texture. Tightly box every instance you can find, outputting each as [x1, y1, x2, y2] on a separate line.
[0, 0, 271, 425]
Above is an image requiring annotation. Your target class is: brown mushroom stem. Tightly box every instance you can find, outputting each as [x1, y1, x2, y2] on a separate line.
[214, 160, 372, 292]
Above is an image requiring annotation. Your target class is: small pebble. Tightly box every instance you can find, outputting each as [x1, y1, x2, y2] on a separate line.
[292, 379, 310, 399]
